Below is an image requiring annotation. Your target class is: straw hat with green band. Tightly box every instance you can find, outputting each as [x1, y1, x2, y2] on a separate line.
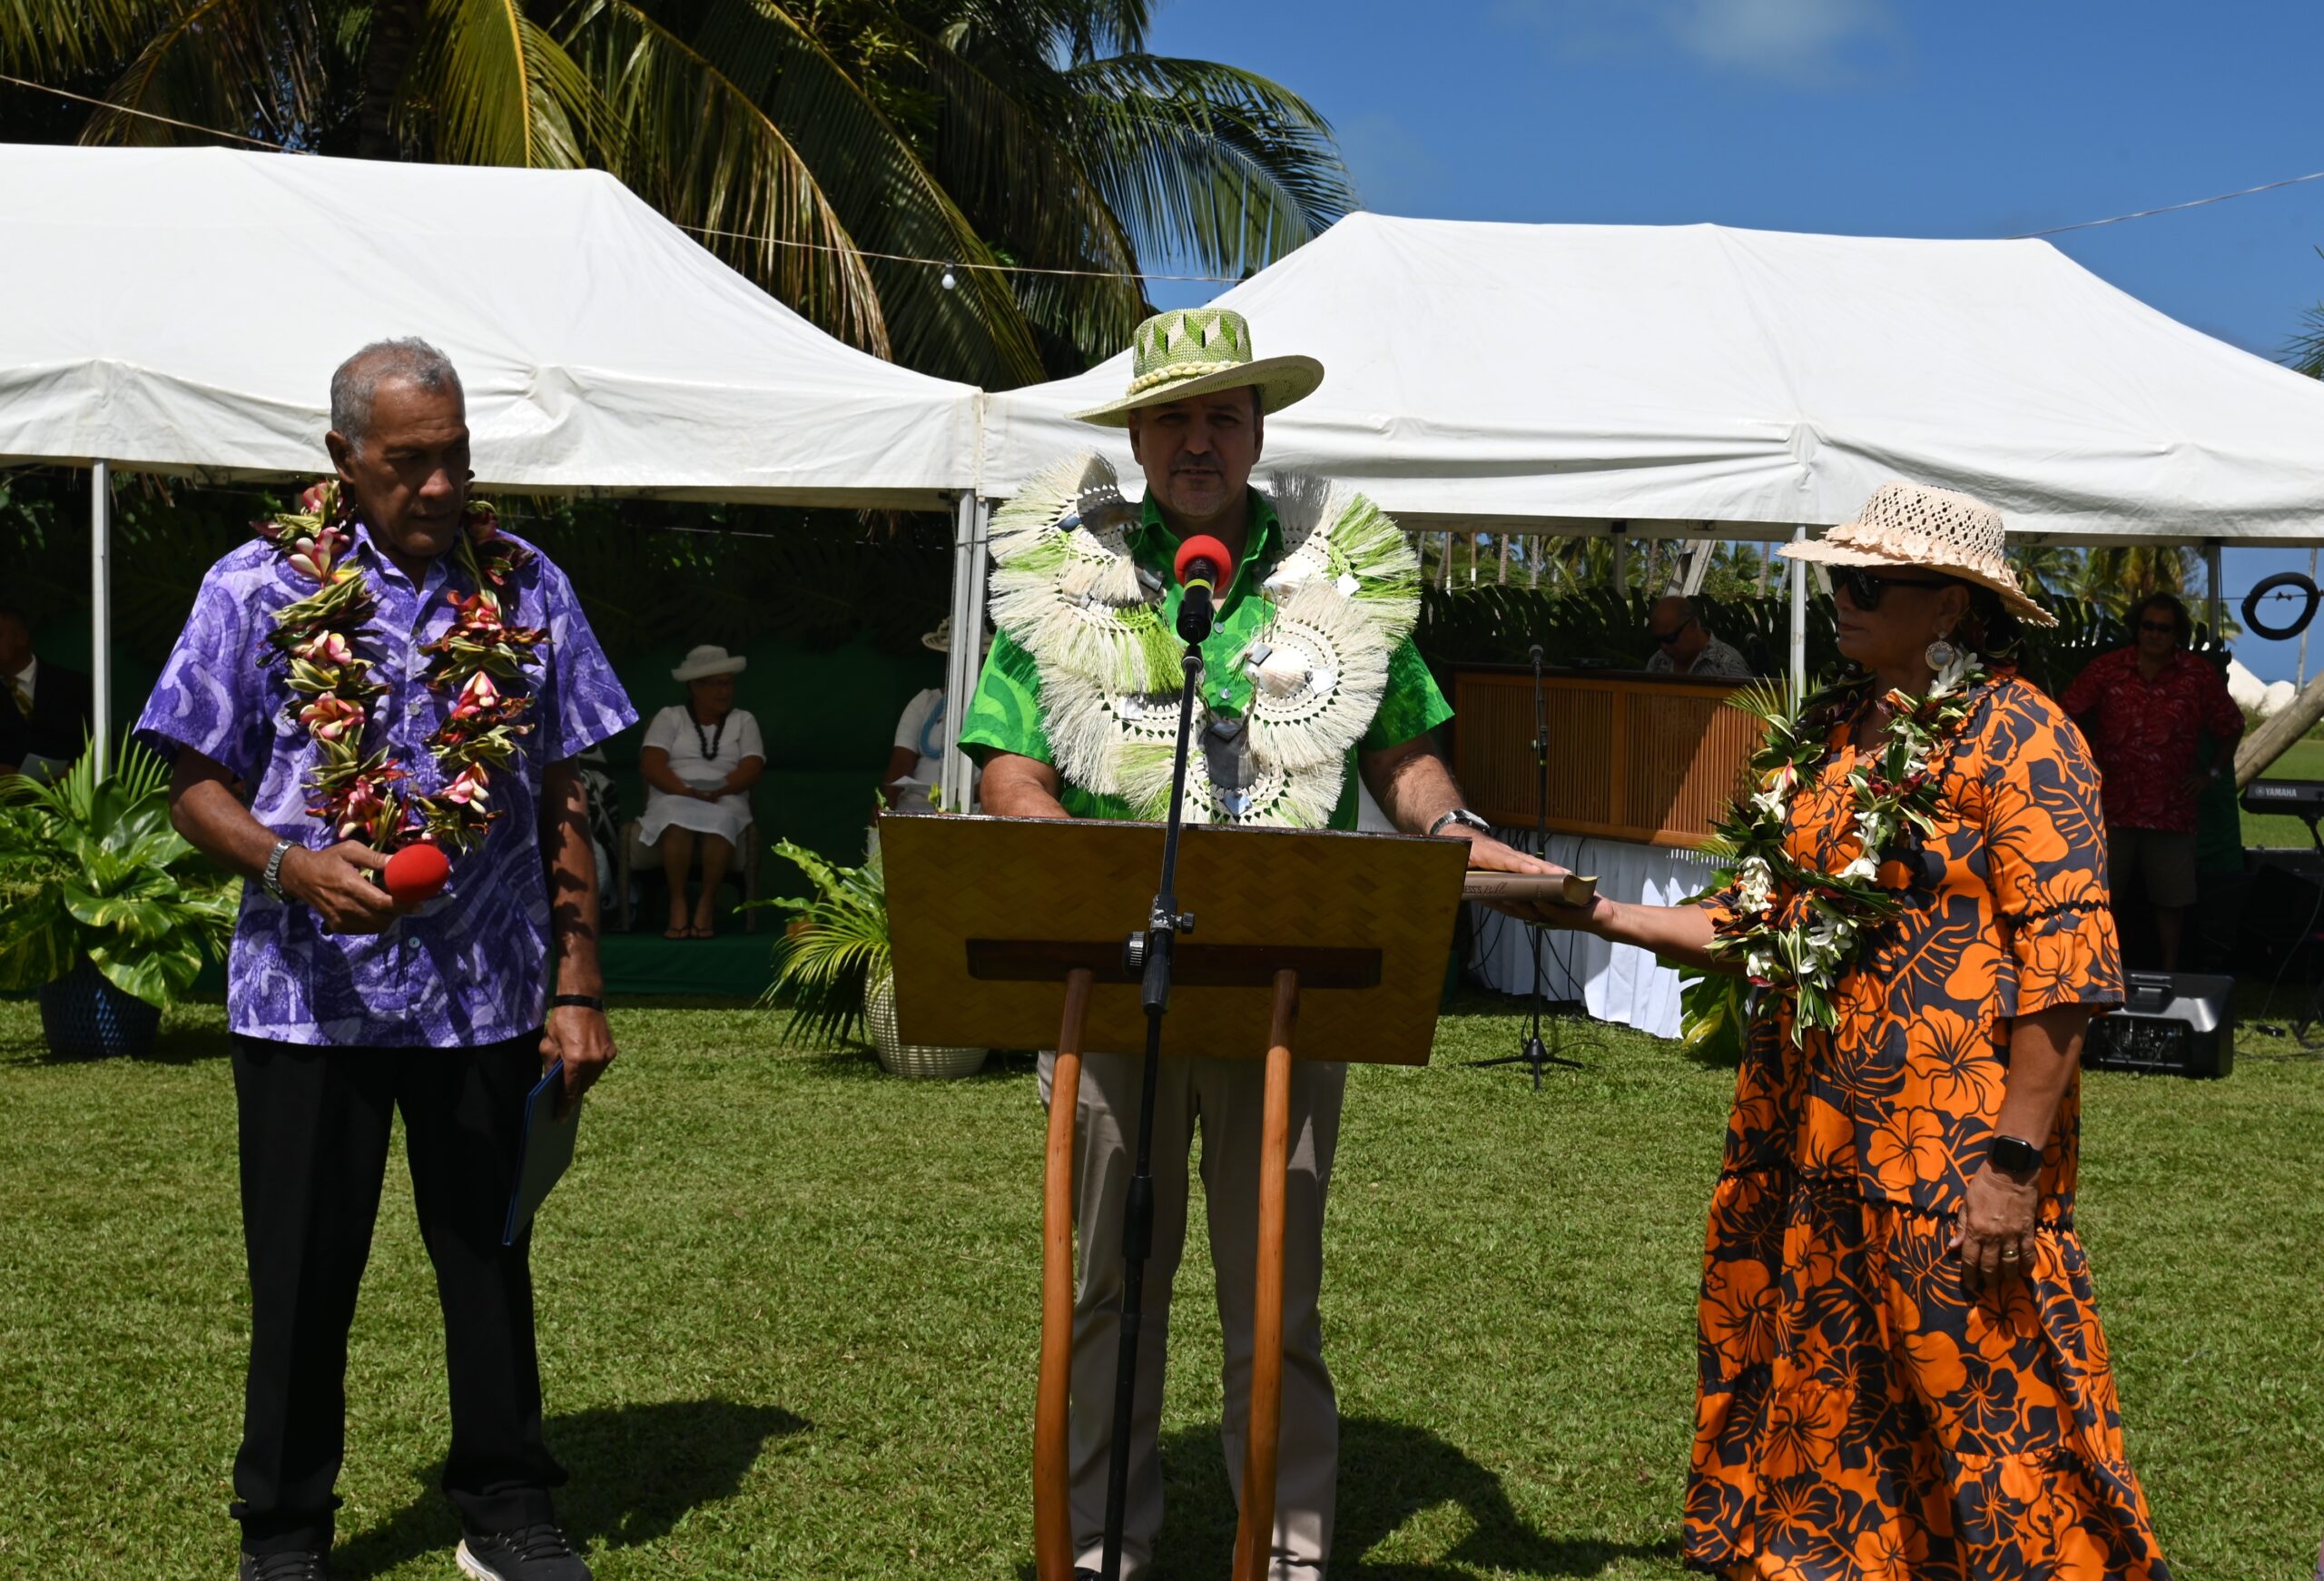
[1070, 308, 1324, 428]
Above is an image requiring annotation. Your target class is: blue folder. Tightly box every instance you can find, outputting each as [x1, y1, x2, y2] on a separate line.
[503, 1061, 583, 1247]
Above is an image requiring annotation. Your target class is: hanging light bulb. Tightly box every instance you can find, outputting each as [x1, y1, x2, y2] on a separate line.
[940, 262, 958, 291]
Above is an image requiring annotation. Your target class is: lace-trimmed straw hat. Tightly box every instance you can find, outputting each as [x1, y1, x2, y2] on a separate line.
[1070, 307, 1324, 428]
[1781, 481, 2057, 628]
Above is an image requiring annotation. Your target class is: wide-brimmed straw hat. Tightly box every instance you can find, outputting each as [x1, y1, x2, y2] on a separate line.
[1070, 308, 1323, 428]
[1781, 481, 2056, 628]
[672, 644, 747, 681]
[921, 617, 992, 655]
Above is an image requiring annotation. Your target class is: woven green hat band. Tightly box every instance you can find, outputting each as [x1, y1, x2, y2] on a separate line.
[1132, 309, 1255, 385]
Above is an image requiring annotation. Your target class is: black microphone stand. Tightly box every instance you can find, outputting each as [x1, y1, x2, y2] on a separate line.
[1470, 643, 1590, 1087]
[1097, 577, 1212, 1581]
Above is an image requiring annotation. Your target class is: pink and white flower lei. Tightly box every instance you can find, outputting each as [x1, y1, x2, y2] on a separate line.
[257, 479, 545, 854]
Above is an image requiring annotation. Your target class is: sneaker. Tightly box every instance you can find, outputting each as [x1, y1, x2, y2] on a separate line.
[238, 1553, 328, 1581]
[455, 1524, 592, 1581]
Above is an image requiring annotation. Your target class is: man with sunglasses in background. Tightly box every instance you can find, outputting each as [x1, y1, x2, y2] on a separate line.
[2061, 590, 2242, 973]
[1643, 594, 1751, 677]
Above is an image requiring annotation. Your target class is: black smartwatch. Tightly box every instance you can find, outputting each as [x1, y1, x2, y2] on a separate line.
[1986, 1134, 2042, 1180]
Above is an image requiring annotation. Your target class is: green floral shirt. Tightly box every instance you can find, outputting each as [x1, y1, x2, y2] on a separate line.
[959, 489, 1452, 827]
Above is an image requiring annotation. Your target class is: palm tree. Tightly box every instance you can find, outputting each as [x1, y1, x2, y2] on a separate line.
[2075, 544, 2194, 618]
[2005, 542, 2083, 601]
[3, 0, 1354, 387]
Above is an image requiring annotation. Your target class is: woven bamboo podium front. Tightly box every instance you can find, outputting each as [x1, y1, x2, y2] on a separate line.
[882, 813, 1466, 1581]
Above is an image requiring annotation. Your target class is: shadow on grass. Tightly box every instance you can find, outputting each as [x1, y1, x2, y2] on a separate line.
[335, 1398, 806, 1578]
[1118, 1416, 1674, 1579]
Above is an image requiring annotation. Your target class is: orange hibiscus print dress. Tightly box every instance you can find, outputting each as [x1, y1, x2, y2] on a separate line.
[1688, 674, 2172, 1578]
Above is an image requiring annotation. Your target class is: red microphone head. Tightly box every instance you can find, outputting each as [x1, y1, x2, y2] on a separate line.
[1175, 535, 1232, 589]
[384, 843, 450, 904]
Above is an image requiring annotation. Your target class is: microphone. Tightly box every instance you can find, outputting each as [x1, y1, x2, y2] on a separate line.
[1174, 534, 1231, 643]
[1528, 644, 1544, 664]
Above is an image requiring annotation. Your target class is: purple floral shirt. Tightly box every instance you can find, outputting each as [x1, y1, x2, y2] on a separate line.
[136, 522, 636, 1047]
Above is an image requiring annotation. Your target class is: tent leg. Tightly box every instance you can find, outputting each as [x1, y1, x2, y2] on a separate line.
[1787, 525, 1808, 701]
[2204, 540, 2224, 643]
[940, 493, 991, 813]
[90, 460, 111, 779]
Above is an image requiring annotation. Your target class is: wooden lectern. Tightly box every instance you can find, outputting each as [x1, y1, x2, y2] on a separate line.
[882, 812, 1466, 1581]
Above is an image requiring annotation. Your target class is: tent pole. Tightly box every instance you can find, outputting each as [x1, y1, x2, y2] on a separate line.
[90, 460, 112, 779]
[1788, 525, 1808, 700]
[940, 492, 990, 813]
[1610, 524, 1628, 597]
[2203, 539, 2223, 643]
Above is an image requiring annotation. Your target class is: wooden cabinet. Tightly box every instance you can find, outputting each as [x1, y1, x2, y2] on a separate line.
[1450, 667, 1762, 849]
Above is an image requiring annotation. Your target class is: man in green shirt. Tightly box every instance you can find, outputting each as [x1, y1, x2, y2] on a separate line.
[961, 309, 1554, 1579]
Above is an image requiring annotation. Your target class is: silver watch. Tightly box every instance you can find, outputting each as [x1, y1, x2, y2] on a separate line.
[261, 838, 296, 901]
[1429, 807, 1492, 837]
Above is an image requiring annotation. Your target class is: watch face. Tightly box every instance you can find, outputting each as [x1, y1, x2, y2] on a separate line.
[1989, 1136, 2042, 1176]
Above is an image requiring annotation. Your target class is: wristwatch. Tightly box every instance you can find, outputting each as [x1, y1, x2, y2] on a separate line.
[1429, 807, 1492, 838]
[261, 838, 296, 902]
[1986, 1134, 2042, 1181]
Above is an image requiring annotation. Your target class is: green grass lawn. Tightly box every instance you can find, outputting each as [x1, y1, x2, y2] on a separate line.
[3, 994, 2320, 1579]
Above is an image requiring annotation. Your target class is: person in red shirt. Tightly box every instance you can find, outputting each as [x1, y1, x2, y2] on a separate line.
[2060, 591, 2243, 971]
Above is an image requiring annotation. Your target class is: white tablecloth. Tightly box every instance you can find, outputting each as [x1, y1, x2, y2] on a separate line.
[1467, 829, 1719, 1041]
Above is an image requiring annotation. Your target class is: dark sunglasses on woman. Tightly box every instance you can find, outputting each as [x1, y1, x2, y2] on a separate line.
[1830, 566, 1957, 610]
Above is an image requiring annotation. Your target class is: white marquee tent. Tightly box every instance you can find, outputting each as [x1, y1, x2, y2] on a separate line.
[0, 143, 987, 756]
[0, 144, 982, 501]
[981, 212, 2324, 543]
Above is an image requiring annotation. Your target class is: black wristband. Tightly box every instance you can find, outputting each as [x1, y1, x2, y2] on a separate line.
[549, 993, 606, 1013]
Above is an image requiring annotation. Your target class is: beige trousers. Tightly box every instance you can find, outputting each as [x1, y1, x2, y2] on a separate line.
[1039, 1049, 1346, 1580]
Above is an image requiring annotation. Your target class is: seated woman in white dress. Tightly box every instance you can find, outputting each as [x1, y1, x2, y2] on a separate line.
[638, 645, 765, 938]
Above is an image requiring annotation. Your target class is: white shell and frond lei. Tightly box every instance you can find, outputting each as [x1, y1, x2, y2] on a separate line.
[986, 452, 1420, 827]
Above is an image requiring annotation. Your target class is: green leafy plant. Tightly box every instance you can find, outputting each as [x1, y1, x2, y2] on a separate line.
[757, 838, 891, 1047]
[0, 740, 238, 1005]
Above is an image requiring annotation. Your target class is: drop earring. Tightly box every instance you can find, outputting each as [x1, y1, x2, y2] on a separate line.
[1925, 634, 1960, 671]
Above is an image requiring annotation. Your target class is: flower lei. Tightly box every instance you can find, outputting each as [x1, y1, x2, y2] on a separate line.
[256, 480, 547, 853]
[1704, 651, 1991, 1042]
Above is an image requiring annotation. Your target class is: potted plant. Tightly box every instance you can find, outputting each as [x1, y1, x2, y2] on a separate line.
[762, 838, 986, 1079]
[0, 741, 239, 1059]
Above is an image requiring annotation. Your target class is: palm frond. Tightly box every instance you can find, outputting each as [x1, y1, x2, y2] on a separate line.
[1061, 54, 1355, 278]
[676, 0, 1045, 384]
[411, 0, 596, 168]
[81, 0, 317, 147]
[0, 0, 171, 75]
[565, 0, 891, 357]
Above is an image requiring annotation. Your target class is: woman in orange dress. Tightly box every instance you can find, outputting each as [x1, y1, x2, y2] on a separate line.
[1540, 482, 2172, 1579]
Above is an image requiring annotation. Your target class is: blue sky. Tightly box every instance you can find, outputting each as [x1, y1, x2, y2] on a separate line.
[1144, 0, 2324, 681]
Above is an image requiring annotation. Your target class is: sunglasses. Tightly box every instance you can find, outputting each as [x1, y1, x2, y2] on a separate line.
[2138, 618, 2180, 635]
[1650, 616, 1695, 647]
[1831, 568, 1956, 611]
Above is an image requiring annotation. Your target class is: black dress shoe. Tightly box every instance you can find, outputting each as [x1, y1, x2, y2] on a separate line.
[239, 1552, 328, 1581]
[456, 1524, 592, 1581]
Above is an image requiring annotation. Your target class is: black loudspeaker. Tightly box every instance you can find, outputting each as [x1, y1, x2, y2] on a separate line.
[2083, 973, 2233, 1078]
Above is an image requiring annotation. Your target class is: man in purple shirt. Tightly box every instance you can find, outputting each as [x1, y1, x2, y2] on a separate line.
[138, 340, 637, 1581]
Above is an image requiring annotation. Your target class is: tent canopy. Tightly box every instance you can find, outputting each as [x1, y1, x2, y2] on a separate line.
[0, 144, 980, 507]
[983, 213, 2324, 542]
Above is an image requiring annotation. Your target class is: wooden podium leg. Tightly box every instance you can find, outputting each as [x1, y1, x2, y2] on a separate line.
[1035, 967, 1094, 1581]
[1232, 968, 1300, 1581]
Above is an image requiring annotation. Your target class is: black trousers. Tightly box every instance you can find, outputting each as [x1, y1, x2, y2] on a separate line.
[229, 1033, 566, 1554]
